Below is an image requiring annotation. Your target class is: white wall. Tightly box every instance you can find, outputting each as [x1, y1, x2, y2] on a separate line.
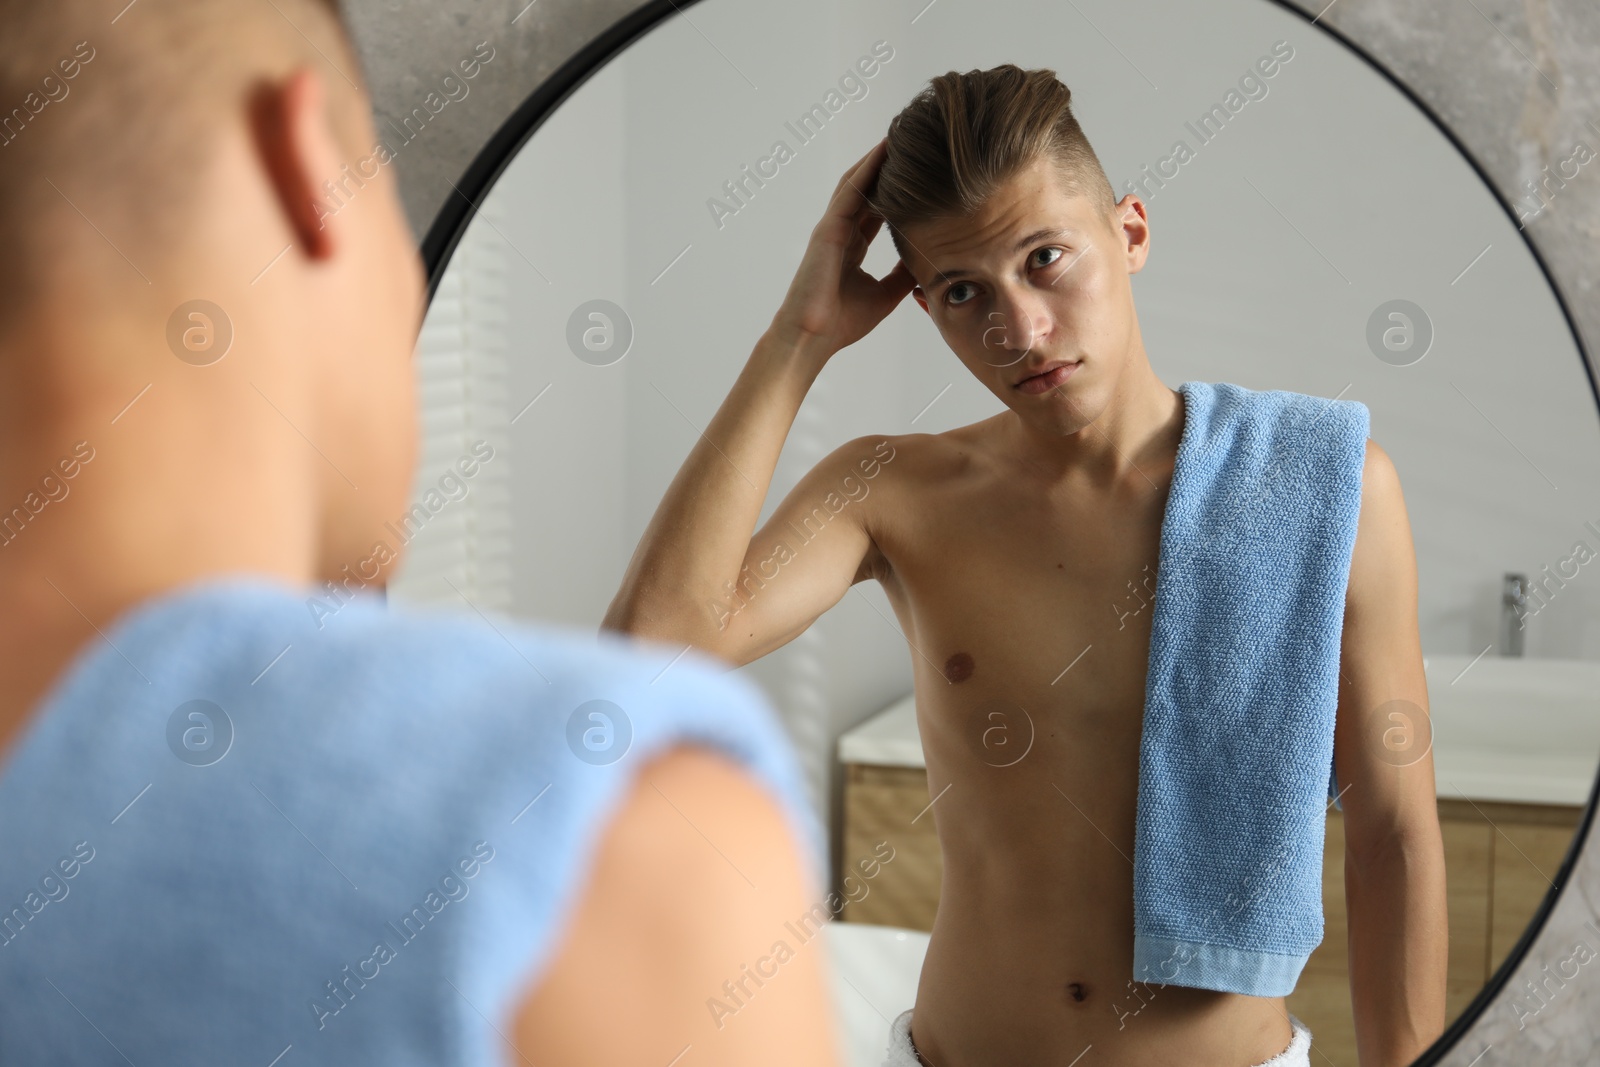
[488, 63, 632, 629]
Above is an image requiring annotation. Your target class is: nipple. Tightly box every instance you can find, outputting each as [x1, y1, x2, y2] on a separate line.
[943, 651, 975, 683]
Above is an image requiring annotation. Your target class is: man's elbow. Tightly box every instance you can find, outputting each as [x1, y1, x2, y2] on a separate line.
[600, 600, 737, 663]
[1345, 817, 1445, 874]
[601, 586, 688, 637]
[599, 594, 647, 639]
[600, 596, 645, 636]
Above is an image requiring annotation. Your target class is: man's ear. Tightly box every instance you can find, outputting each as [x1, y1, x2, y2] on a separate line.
[1111, 194, 1151, 263]
[248, 67, 344, 261]
[912, 286, 928, 314]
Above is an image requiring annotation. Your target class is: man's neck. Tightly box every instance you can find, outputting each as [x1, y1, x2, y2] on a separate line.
[0, 524, 316, 767]
[1001, 358, 1184, 489]
[0, 337, 321, 764]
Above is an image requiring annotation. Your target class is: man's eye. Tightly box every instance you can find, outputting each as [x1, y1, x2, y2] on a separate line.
[945, 248, 1064, 306]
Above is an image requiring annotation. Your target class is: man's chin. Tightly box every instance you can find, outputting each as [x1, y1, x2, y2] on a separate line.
[1009, 389, 1098, 435]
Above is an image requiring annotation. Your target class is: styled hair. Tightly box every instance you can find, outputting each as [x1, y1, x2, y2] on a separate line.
[868, 65, 1117, 267]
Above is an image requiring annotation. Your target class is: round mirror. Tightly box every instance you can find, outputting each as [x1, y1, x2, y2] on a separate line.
[396, 0, 1600, 1062]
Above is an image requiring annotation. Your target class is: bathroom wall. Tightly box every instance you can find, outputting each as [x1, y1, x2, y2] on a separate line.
[482, 63, 632, 627]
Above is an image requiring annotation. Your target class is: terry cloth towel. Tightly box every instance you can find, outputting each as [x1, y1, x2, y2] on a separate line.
[1133, 380, 1369, 997]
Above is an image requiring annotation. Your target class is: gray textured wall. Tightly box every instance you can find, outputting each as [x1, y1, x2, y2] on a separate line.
[342, 1, 1600, 1060]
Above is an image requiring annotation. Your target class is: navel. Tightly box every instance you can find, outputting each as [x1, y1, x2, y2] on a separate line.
[1066, 981, 1090, 1003]
[942, 651, 975, 683]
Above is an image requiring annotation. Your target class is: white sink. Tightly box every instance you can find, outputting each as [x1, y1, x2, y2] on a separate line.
[837, 656, 1600, 806]
[1424, 654, 1600, 805]
[822, 921, 929, 1067]
[836, 691, 922, 769]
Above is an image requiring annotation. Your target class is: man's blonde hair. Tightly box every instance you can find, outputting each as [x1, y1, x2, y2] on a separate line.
[868, 64, 1118, 267]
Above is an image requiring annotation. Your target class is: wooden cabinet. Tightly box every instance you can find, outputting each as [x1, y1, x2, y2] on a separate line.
[1291, 800, 1581, 1064]
[839, 764, 944, 929]
[838, 762, 1583, 1064]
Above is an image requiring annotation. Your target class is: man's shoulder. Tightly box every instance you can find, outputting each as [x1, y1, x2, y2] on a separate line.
[1196, 378, 1360, 413]
[828, 415, 1003, 481]
[305, 589, 759, 707]
[129, 575, 760, 721]
[1191, 380, 1370, 448]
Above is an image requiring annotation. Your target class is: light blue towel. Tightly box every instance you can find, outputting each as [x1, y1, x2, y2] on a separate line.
[1133, 380, 1369, 997]
[0, 576, 822, 1065]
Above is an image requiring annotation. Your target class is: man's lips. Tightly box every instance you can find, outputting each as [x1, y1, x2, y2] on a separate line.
[1014, 360, 1081, 391]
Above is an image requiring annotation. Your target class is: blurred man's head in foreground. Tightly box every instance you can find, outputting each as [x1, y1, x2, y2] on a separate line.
[0, 0, 425, 589]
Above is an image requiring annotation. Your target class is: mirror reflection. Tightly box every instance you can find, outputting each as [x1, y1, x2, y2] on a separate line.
[401, 0, 1600, 1063]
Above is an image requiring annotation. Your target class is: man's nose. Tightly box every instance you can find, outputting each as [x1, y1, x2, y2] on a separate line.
[983, 291, 1051, 365]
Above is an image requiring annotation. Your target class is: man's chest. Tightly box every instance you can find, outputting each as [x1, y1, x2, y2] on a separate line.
[872, 481, 1171, 703]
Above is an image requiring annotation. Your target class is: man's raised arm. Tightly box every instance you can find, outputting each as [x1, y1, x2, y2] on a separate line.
[601, 137, 915, 664]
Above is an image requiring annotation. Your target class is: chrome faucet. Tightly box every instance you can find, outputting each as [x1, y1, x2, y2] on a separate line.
[1501, 572, 1528, 657]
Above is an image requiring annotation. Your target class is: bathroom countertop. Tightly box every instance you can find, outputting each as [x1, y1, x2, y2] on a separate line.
[837, 691, 922, 769]
[838, 656, 1600, 807]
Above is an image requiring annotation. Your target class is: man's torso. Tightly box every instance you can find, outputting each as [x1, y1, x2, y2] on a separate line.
[855, 414, 1296, 1066]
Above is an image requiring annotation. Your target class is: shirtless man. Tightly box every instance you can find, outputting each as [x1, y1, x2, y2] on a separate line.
[604, 118, 1448, 1063]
